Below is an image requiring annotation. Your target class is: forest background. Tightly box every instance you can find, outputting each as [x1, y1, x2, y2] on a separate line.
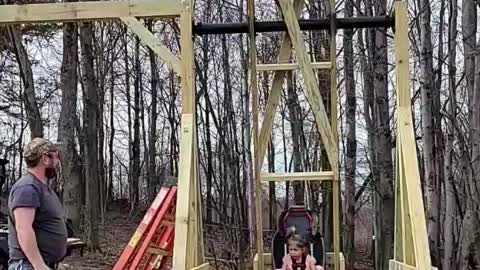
[0, 0, 479, 269]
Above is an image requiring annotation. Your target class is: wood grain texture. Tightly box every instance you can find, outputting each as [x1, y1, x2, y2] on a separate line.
[392, 2, 432, 269]
[0, 0, 181, 24]
[278, 0, 339, 178]
[257, 0, 305, 167]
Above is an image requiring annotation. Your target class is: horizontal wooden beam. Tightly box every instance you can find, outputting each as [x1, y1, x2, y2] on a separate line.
[0, 0, 182, 24]
[257, 62, 331, 71]
[389, 260, 438, 270]
[147, 247, 171, 256]
[261, 171, 334, 182]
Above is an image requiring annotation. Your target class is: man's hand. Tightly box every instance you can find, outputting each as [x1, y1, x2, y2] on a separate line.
[13, 207, 49, 270]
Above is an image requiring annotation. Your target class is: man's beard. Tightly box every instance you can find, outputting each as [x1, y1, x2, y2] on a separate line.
[45, 167, 57, 178]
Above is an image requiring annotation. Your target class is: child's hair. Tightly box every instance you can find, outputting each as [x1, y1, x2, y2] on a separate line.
[286, 226, 308, 250]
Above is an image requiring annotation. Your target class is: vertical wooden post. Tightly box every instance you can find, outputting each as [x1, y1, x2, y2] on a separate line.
[172, 114, 194, 270]
[390, 1, 432, 269]
[329, 0, 340, 269]
[172, 0, 200, 268]
[249, 0, 264, 268]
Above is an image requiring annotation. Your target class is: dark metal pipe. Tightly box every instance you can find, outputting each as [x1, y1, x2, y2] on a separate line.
[193, 16, 394, 35]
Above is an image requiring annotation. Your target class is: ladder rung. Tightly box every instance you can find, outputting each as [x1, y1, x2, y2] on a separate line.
[147, 247, 172, 256]
[161, 219, 175, 226]
[261, 171, 334, 182]
[256, 62, 331, 71]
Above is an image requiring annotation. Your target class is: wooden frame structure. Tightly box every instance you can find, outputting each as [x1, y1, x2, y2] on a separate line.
[389, 2, 433, 270]
[0, 0, 432, 269]
[249, 0, 341, 268]
[250, 1, 433, 270]
[0, 0, 206, 269]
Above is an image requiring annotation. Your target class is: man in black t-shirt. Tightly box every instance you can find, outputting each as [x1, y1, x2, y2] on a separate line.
[8, 138, 67, 270]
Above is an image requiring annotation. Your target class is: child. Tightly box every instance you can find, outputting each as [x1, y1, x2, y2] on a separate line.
[279, 227, 324, 270]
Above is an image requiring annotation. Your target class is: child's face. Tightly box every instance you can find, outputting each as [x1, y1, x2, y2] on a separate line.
[288, 242, 304, 258]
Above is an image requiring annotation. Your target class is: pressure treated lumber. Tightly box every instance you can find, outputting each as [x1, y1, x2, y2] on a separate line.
[0, 0, 181, 24]
[261, 172, 334, 182]
[256, 62, 331, 71]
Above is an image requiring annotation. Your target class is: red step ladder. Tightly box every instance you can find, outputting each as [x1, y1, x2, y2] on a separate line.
[113, 186, 177, 270]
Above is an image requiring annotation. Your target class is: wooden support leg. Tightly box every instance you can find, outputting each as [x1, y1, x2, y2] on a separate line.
[173, 0, 202, 268]
[172, 114, 195, 270]
[391, 1, 432, 269]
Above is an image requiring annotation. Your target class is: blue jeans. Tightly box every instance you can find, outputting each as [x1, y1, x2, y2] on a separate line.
[8, 260, 34, 270]
[8, 260, 53, 270]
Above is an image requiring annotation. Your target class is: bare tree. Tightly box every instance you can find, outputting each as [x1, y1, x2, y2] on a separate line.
[57, 6, 83, 229]
[457, 0, 478, 267]
[7, 27, 43, 138]
[343, 0, 356, 266]
[443, 0, 458, 268]
[130, 36, 141, 211]
[418, 0, 441, 264]
[79, 19, 101, 251]
[147, 21, 159, 203]
[371, 0, 394, 268]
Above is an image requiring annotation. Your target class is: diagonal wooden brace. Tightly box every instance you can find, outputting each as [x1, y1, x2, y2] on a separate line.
[257, 0, 306, 166]
[277, 0, 339, 178]
[120, 17, 182, 74]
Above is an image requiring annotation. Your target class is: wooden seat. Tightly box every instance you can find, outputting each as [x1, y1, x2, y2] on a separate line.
[272, 206, 325, 268]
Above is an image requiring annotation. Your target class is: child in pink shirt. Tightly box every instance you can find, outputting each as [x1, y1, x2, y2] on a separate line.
[278, 227, 324, 270]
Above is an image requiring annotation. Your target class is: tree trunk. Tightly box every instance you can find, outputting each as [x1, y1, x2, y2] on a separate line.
[434, 3, 446, 268]
[457, 0, 479, 268]
[80, 20, 101, 251]
[123, 27, 133, 210]
[240, 9, 255, 247]
[131, 36, 141, 211]
[419, 0, 440, 264]
[343, 0, 356, 266]
[107, 63, 115, 204]
[168, 72, 178, 176]
[200, 33, 214, 222]
[7, 27, 43, 139]
[147, 21, 159, 203]
[357, 0, 376, 260]
[97, 51, 106, 227]
[58, 14, 82, 230]
[286, 71, 305, 204]
[443, 0, 457, 268]
[372, 0, 394, 268]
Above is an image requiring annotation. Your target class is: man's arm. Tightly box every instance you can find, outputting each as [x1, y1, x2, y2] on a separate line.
[14, 207, 50, 270]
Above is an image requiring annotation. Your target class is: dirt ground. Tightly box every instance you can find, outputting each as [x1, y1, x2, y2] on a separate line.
[60, 206, 374, 270]
[62, 207, 143, 270]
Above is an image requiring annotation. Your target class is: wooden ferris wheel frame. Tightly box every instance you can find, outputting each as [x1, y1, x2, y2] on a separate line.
[0, 0, 432, 269]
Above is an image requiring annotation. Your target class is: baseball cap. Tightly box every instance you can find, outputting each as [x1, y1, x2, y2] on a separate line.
[23, 137, 60, 162]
